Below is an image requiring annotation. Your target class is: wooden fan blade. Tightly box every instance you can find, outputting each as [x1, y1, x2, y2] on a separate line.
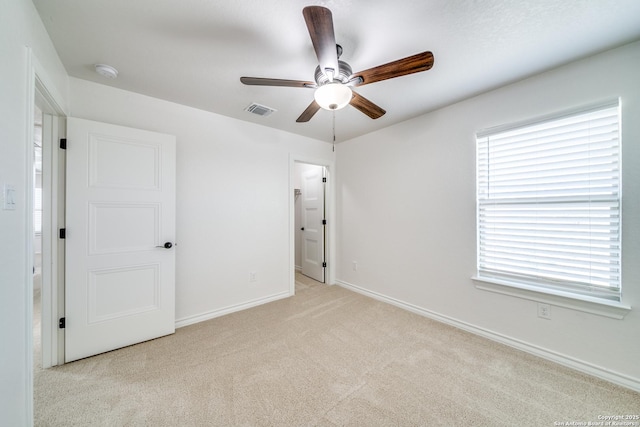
[350, 91, 386, 119]
[302, 6, 339, 79]
[350, 51, 434, 87]
[296, 100, 321, 122]
[240, 77, 316, 88]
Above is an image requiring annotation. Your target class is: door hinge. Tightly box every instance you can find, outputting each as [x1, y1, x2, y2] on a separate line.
[59, 228, 66, 239]
[58, 317, 65, 329]
[59, 138, 67, 150]
[322, 177, 327, 183]
[322, 262, 327, 268]
[322, 219, 327, 225]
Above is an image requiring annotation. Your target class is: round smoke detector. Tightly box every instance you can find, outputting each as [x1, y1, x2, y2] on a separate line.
[95, 64, 118, 79]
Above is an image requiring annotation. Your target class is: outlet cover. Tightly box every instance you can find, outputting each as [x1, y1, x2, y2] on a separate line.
[537, 303, 551, 319]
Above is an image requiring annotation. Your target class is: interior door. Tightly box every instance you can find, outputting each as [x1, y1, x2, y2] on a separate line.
[301, 165, 325, 282]
[65, 117, 176, 362]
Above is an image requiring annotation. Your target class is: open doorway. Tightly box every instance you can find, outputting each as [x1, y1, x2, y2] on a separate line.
[26, 51, 68, 424]
[32, 78, 66, 370]
[294, 162, 326, 285]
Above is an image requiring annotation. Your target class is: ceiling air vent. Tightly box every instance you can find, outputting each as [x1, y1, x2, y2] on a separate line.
[245, 103, 277, 117]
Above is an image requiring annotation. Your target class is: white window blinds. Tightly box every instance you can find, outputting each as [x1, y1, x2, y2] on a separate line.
[476, 101, 621, 301]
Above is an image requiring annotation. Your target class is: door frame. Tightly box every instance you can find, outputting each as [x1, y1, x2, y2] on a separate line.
[289, 154, 335, 294]
[35, 95, 66, 369]
[25, 48, 68, 424]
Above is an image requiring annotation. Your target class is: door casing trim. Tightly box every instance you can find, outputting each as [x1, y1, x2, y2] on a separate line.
[25, 47, 69, 426]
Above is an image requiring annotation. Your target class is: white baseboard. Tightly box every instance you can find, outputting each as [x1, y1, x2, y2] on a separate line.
[336, 279, 640, 393]
[175, 291, 291, 329]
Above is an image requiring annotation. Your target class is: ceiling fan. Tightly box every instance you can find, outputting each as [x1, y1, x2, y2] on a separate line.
[240, 6, 434, 122]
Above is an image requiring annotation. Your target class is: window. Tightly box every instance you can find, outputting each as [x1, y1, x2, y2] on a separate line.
[476, 101, 621, 302]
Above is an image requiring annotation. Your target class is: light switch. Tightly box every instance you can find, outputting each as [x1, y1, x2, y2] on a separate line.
[3, 184, 16, 210]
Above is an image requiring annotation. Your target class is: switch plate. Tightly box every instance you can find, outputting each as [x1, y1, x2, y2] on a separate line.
[249, 272, 257, 283]
[3, 184, 16, 210]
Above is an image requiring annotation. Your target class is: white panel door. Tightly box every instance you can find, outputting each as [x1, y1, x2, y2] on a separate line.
[301, 165, 325, 282]
[65, 117, 176, 362]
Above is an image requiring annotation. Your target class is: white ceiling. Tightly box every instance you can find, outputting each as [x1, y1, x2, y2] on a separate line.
[33, 0, 640, 142]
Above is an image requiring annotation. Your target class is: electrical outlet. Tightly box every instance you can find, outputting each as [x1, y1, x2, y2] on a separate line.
[537, 303, 551, 319]
[249, 272, 257, 283]
[352, 261, 358, 271]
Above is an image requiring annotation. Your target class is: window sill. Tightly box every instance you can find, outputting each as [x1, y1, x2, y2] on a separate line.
[472, 276, 631, 320]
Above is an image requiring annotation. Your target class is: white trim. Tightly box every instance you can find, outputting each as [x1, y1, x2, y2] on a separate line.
[39, 113, 52, 369]
[174, 291, 290, 329]
[31, 55, 68, 116]
[336, 279, 640, 393]
[25, 47, 69, 426]
[472, 276, 631, 319]
[24, 47, 35, 427]
[30, 51, 68, 371]
[476, 98, 620, 138]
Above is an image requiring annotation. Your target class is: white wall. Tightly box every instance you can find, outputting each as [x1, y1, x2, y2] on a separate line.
[0, 0, 69, 424]
[336, 41, 640, 390]
[68, 78, 334, 325]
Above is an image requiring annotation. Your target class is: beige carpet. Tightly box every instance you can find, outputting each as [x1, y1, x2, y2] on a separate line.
[35, 273, 639, 426]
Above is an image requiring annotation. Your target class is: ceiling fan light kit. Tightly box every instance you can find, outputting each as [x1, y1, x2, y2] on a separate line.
[314, 83, 352, 110]
[240, 6, 434, 122]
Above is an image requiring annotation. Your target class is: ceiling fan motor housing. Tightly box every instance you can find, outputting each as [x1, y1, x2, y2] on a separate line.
[315, 60, 352, 86]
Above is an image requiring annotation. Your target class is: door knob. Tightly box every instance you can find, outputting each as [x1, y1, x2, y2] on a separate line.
[301, 227, 305, 231]
[156, 242, 173, 249]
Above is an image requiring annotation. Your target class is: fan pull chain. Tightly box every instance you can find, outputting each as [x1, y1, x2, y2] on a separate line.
[332, 111, 336, 152]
